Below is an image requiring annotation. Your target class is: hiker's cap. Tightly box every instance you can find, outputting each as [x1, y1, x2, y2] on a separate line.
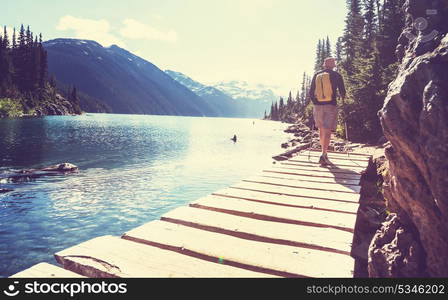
[323, 57, 336, 69]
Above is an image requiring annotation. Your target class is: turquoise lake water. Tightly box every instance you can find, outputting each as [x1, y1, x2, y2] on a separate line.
[0, 114, 291, 277]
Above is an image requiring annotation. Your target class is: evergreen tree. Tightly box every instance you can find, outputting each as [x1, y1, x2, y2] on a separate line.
[18, 24, 25, 48]
[287, 91, 293, 109]
[377, 0, 405, 67]
[300, 72, 306, 104]
[314, 39, 323, 72]
[279, 97, 284, 117]
[12, 27, 16, 49]
[295, 89, 300, 102]
[363, 0, 377, 51]
[332, 0, 405, 142]
[325, 36, 332, 59]
[272, 101, 278, 121]
[39, 42, 47, 88]
[335, 37, 343, 63]
[341, 0, 365, 76]
[0, 25, 64, 114]
[314, 37, 333, 72]
[0, 27, 12, 92]
[2, 26, 9, 48]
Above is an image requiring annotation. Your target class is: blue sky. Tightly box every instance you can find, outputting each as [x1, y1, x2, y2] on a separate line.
[3, 0, 347, 96]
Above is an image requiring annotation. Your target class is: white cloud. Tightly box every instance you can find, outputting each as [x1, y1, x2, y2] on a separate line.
[56, 15, 126, 47]
[119, 18, 177, 43]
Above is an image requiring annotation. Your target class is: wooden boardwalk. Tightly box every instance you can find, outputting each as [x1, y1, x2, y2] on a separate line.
[11, 149, 371, 278]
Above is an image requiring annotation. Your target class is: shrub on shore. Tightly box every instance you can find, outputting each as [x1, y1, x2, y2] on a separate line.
[0, 98, 24, 118]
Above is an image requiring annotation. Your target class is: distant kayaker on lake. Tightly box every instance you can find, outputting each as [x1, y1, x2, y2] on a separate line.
[309, 57, 346, 166]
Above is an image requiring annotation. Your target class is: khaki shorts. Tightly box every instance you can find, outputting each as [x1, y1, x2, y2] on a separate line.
[313, 105, 338, 131]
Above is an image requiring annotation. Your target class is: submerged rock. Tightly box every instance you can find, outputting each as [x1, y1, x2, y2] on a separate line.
[41, 163, 78, 172]
[3, 163, 78, 183]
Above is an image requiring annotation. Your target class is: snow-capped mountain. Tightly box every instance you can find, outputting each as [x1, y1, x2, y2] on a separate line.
[165, 70, 230, 100]
[165, 70, 243, 117]
[212, 80, 279, 104]
[165, 71, 273, 118]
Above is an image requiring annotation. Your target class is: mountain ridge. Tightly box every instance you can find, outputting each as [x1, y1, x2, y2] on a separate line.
[44, 38, 219, 117]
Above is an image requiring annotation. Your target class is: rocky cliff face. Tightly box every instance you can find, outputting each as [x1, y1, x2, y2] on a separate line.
[35, 94, 82, 116]
[375, 0, 448, 277]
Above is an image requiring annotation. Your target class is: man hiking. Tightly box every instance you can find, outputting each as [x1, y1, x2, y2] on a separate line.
[309, 57, 346, 166]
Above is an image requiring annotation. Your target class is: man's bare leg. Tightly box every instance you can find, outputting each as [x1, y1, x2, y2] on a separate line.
[319, 128, 332, 165]
[322, 128, 331, 154]
[319, 128, 324, 150]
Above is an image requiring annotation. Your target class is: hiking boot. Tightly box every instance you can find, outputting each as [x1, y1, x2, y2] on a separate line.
[319, 153, 331, 166]
[323, 154, 332, 165]
[319, 155, 327, 166]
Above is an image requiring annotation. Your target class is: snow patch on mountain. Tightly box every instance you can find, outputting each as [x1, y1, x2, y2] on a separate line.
[211, 80, 279, 103]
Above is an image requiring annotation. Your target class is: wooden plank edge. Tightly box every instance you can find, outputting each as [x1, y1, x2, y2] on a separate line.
[259, 175, 361, 193]
[242, 179, 359, 195]
[280, 162, 365, 173]
[307, 149, 373, 157]
[264, 169, 361, 184]
[229, 186, 360, 204]
[211, 192, 358, 215]
[297, 152, 371, 162]
[288, 159, 369, 169]
[161, 215, 351, 257]
[121, 233, 305, 278]
[261, 172, 361, 186]
[189, 203, 355, 233]
[270, 165, 363, 177]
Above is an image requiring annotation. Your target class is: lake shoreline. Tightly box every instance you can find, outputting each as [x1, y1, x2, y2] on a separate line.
[0, 96, 83, 119]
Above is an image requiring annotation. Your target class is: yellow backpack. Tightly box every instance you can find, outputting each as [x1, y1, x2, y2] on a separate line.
[315, 72, 333, 102]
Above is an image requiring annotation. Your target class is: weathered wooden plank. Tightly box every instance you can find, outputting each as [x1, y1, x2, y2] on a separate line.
[10, 262, 85, 278]
[262, 170, 361, 186]
[123, 220, 355, 277]
[191, 195, 357, 232]
[290, 155, 370, 168]
[296, 155, 370, 164]
[232, 181, 360, 203]
[281, 161, 366, 173]
[162, 206, 354, 255]
[213, 188, 360, 214]
[277, 161, 364, 179]
[168, 203, 353, 255]
[55, 235, 271, 278]
[267, 166, 362, 181]
[307, 149, 372, 158]
[298, 151, 371, 162]
[246, 175, 361, 193]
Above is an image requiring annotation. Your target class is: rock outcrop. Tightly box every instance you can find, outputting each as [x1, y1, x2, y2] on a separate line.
[368, 214, 425, 277]
[35, 94, 82, 116]
[377, 0, 448, 277]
